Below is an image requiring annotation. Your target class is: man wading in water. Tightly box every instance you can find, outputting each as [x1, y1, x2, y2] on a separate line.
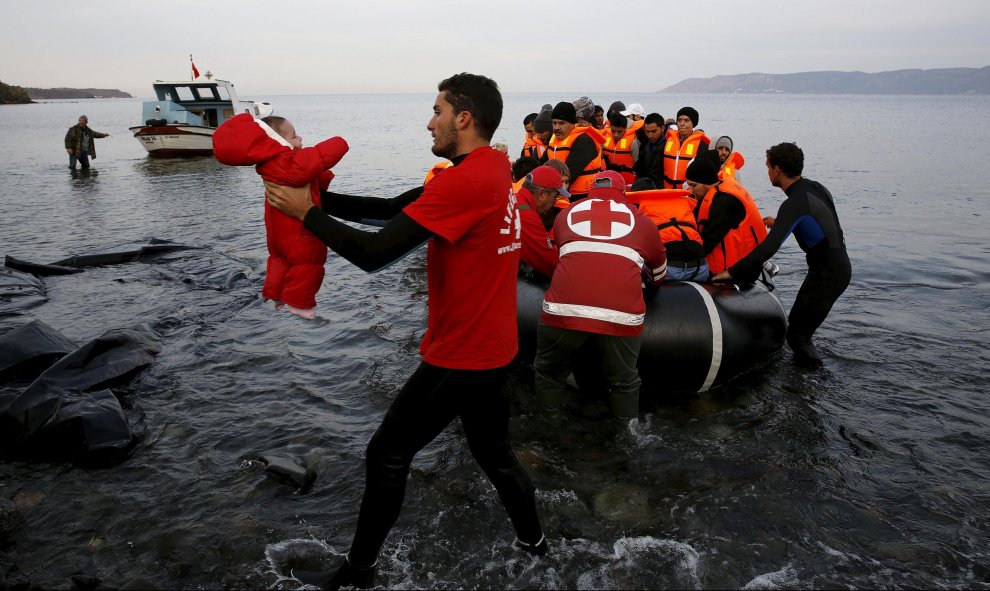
[265, 72, 547, 589]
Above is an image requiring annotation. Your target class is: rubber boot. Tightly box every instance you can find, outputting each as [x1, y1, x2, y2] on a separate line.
[787, 332, 823, 369]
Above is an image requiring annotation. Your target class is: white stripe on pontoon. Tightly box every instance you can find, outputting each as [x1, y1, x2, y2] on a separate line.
[684, 281, 722, 392]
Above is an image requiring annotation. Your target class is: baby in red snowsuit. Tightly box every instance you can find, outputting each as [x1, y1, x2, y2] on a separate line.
[213, 113, 349, 319]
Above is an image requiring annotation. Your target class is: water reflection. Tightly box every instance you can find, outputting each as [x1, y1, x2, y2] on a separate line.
[131, 155, 226, 178]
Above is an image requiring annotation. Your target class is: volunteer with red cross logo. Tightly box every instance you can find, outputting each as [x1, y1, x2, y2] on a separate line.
[534, 170, 667, 427]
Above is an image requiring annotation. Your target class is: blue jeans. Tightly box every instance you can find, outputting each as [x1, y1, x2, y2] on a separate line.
[69, 152, 90, 169]
[666, 261, 709, 282]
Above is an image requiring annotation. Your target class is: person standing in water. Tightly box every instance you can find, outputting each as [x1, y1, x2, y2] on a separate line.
[265, 72, 547, 590]
[64, 115, 109, 171]
[712, 142, 851, 368]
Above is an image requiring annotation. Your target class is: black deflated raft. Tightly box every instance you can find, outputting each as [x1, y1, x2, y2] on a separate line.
[517, 277, 788, 393]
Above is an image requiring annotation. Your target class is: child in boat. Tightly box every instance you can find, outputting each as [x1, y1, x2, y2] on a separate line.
[212, 113, 349, 319]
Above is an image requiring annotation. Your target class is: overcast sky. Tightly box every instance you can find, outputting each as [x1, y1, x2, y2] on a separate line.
[3, 0, 988, 97]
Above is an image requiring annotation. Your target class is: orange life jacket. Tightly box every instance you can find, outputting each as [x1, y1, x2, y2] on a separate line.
[602, 128, 638, 185]
[718, 151, 745, 180]
[628, 189, 703, 246]
[662, 130, 711, 189]
[512, 176, 526, 195]
[548, 126, 604, 195]
[694, 177, 768, 274]
[521, 136, 545, 160]
[424, 160, 452, 185]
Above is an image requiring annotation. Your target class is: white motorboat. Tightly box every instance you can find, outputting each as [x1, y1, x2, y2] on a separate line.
[128, 74, 273, 157]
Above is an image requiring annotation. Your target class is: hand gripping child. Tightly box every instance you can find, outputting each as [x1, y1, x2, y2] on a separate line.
[213, 113, 349, 319]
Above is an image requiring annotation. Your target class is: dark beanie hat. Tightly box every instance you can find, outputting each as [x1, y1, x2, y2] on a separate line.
[608, 100, 626, 113]
[677, 106, 699, 126]
[551, 101, 577, 124]
[533, 104, 553, 133]
[685, 150, 720, 185]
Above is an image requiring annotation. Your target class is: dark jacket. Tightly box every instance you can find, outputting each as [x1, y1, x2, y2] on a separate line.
[65, 124, 108, 157]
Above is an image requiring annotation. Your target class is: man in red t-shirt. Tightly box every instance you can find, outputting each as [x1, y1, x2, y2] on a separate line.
[265, 73, 547, 589]
[535, 170, 667, 427]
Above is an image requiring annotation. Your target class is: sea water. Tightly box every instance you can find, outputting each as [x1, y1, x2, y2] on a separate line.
[0, 92, 988, 589]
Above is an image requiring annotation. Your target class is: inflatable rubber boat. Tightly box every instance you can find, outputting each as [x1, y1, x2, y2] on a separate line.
[516, 275, 788, 393]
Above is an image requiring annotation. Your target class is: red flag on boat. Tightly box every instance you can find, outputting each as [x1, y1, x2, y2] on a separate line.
[190, 55, 200, 79]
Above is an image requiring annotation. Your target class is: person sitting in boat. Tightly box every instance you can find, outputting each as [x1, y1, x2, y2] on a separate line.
[662, 107, 711, 189]
[714, 136, 745, 182]
[542, 158, 571, 189]
[212, 113, 349, 319]
[534, 171, 667, 428]
[516, 165, 570, 279]
[628, 177, 709, 282]
[528, 105, 553, 160]
[685, 150, 768, 279]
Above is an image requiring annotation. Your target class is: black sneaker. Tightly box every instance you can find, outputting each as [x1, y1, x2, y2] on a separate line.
[514, 535, 548, 557]
[291, 555, 376, 590]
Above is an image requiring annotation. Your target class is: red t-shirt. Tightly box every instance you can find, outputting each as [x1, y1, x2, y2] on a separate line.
[403, 146, 521, 369]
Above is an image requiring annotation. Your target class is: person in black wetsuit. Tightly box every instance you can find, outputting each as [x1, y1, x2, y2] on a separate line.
[711, 142, 852, 368]
[265, 73, 547, 590]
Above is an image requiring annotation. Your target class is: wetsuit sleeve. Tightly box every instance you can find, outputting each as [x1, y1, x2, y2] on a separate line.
[302, 207, 433, 273]
[700, 192, 746, 254]
[565, 134, 598, 183]
[318, 186, 425, 224]
[728, 196, 800, 283]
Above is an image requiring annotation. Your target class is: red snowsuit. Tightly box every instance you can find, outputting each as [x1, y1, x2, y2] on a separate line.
[213, 113, 349, 309]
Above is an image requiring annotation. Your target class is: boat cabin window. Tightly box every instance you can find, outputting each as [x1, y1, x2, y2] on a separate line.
[216, 87, 231, 101]
[194, 87, 217, 101]
[175, 87, 196, 102]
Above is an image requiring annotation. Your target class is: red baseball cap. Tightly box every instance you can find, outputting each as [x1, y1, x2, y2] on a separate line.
[527, 166, 571, 199]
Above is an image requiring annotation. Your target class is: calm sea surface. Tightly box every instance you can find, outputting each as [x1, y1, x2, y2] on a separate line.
[1, 92, 988, 589]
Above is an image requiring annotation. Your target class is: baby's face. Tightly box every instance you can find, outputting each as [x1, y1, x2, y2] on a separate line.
[278, 121, 303, 149]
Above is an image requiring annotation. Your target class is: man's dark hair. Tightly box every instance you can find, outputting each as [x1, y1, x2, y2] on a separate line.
[630, 177, 657, 191]
[644, 112, 665, 126]
[438, 73, 503, 142]
[766, 142, 804, 177]
[511, 157, 540, 182]
[523, 112, 538, 125]
[593, 105, 604, 115]
[607, 112, 627, 128]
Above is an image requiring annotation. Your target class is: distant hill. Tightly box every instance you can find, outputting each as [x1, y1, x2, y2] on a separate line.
[1, 80, 33, 104]
[25, 87, 133, 99]
[661, 66, 990, 95]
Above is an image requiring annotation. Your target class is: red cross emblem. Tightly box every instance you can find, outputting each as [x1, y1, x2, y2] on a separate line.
[568, 199, 634, 239]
